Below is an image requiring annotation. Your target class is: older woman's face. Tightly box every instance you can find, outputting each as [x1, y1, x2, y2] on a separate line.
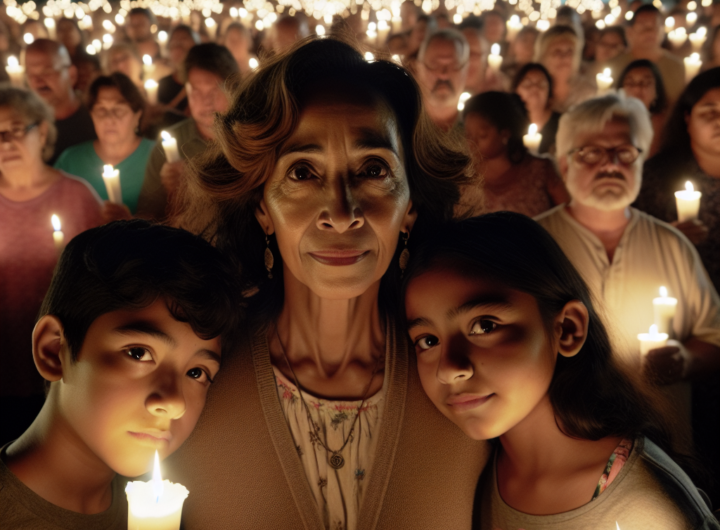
[687, 87, 720, 158]
[0, 107, 48, 172]
[256, 94, 416, 300]
[90, 86, 141, 146]
[543, 38, 576, 78]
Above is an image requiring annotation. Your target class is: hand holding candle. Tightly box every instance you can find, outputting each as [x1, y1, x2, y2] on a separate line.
[126, 451, 188, 530]
[523, 123, 542, 154]
[674, 181, 701, 222]
[488, 44, 502, 72]
[638, 324, 668, 356]
[653, 286, 677, 335]
[51, 214, 64, 254]
[160, 131, 181, 163]
[102, 164, 123, 205]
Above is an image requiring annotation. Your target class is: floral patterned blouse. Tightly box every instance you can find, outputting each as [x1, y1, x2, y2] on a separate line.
[272, 365, 387, 530]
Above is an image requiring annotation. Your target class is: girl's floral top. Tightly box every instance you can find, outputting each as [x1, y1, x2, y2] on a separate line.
[592, 438, 634, 499]
[272, 365, 387, 530]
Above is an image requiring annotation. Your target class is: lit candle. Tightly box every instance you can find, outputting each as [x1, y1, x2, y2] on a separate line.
[638, 324, 668, 356]
[596, 67, 613, 94]
[6, 56, 24, 88]
[684, 53, 701, 84]
[674, 180, 701, 222]
[144, 79, 158, 105]
[506, 15, 522, 41]
[143, 54, 155, 81]
[689, 28, 706, 51]
[160, 131, 181, 163]
[523, 123, 542, 154]
[158, 31, 168, 56]
[23, 33, 34, 45]
[249, 58, 259, 70]
[653, 286, 678, 335]
[44, 18, 56, 39]
[377, 20, 390, 46]
[205, 18, 217, 41]
[488, 43, 502, 71]
[125, 451, 189, 530]
[457, 91, 471, 111]
[664, 16, 675, 32]
[51, 214, 64, 254]
[102, 164, 123, 204]
[668, 28, 687, 48]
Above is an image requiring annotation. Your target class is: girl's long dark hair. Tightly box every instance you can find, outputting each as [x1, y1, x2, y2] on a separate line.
[403, 212, 704, 486]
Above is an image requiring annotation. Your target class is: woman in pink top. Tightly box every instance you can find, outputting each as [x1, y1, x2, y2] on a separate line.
[0, 86, 102, 445]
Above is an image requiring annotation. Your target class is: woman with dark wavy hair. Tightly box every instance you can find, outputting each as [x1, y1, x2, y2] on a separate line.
[167, 37, 489, 529]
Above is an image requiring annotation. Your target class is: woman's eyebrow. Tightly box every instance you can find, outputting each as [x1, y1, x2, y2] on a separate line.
[446, 297, 514, 320]
[278, 142, 323, 158]
[354, 128, 399, 157]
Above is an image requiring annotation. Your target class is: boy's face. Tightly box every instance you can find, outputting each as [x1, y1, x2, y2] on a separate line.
[57, 299, 221, 477]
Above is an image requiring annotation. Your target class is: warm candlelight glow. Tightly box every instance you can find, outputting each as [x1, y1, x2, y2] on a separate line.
[528, 123, 537, 135]
[457, 91, 472, 111]
[144, 79, 159, 104]
[685, 181, 694, 192]
[8, 56, 18, 68]
[51, 214, 61, 232]
[674, 180, 701, 222]
[51, 214, 64, 253]
[660, 286, 668, 298]
[488, 44, 502, 71]
[638, 323, 669, 355]
[152, 451, 164, 501]
[596, 67, 614, 93]
[364, 51, 374, 61]
[684, 53, 702, 83]
[143, 55, 153, 66]
[249, 57, 259, 69]
[523, 123, 543, 153]
[161, 130, 181, 163]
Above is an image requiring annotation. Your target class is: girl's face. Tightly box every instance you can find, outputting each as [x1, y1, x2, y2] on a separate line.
[405, 265, 558, 441]
[621, 67, 657, 111]
[543, 38, 576, 78]
[687, 87, 720, 157]
[464, 113, 509, 161]
[515, 69, 551, 111]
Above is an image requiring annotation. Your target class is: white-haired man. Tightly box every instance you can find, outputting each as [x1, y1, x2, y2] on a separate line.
[536, 94, 720, 441]
[415, 29, 469, 131]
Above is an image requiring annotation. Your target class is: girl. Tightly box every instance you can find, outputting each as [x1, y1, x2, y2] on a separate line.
[403, 213, 718, 529]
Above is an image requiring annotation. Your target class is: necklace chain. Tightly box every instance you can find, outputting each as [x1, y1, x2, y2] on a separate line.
[275, 329, 382, 470]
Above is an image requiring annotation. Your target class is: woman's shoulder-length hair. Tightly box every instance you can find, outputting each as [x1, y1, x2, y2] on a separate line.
[172, 36, 475, 323]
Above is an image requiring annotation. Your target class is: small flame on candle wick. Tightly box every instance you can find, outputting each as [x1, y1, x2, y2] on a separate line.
[659, 286, 668, 298]
[152, 450, 164, 502]
[685, 181, 694, 192]
[161, 130, 171, 141]
[616, 523, 621, 530]
[649, 324, 659, 336]
[603, 67, 611, 77]
[528, 123, 538, 135]
[51, 214, 61, 231]
[491, 43, 500, 55]
[142, 54, 152, 66]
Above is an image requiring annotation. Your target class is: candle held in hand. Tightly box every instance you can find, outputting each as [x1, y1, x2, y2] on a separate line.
[488, 43, 503, 71]
[638, 324, 668, 356]
[145, 79, 158, 105]
[653, 286, 677, 335]
[674, 180, 701, 222]
[126, 451, 189, 530]
[6, 56, 24, 87]
[143, 55, 155, 80]
[160, 131, 181, 163]
[596, 67, 613, 94]
[51, 214, 64, 254]
[102, 164, 123, 205]
[684, 53, 701, 84]
[523, 123, 542, 154]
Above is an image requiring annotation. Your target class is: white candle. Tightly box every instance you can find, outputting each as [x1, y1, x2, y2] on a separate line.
[158, 31, 168, 56]
[126, 451, 189, 530]
[457, 91, 471, 111]
[596, 67, 614, 94]
[638, 324, 668, 356]
[144, 79, 158, 105]
[689, 27, 707, 52]
[102, 164, 123, 204]
[51, 214, 64, 254]
[143, 55, 155, 81]
[523, 123, 542, 154]
[205, 18, 217, 41]
[377, 20, 390, 46]
[44, 18, 56, 39]
[684, 53, 701, 84]
[6, 56, 24, 88]
[668, 28, 687, 48]
[653, 286, 678, 335]
[506, 15, 522, 41]
[674, 180, 701, 222]
[488, 43, 503, 71]
[160, 131, 181, 163]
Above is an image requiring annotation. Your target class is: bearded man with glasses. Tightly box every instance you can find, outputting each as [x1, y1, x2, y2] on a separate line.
[536, 94, 720, 452]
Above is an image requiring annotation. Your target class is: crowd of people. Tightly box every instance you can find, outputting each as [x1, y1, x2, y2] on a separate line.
[1, 0, 720, 528]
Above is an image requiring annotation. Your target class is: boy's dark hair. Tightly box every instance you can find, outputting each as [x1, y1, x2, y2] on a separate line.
[630, 4, 661, 25]
[39, 220, 243, 360]
[128, 7, 156, 26]
[181, 43, 240, 85]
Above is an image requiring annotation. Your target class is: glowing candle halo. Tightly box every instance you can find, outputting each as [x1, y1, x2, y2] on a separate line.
[653, 286, 678, 335]
[638, 324, 669, 356]
[674, 180, 701, 222]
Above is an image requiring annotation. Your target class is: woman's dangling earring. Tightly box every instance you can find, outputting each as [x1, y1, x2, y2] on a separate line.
[264, 233, 274, 279]
[399, 232, 410, 278]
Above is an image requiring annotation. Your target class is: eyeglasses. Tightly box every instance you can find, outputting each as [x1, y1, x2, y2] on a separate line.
[622, 79, 654, 89]
[92, 106, 132, 120]
[421, 61, 468, 73]
[0, 122, 38, 144]
[518, 79, 550, 90]
[568, 144, 643, 166]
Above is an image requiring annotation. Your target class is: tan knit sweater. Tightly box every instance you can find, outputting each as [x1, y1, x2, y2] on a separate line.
[166, 321, 490, 529]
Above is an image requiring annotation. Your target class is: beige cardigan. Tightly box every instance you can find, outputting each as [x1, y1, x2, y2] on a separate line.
[166, 321, 489, 529]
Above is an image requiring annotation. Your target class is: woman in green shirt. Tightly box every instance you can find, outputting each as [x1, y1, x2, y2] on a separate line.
[54, 73, 154, 219]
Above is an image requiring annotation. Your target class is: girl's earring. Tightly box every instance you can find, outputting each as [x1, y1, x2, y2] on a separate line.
[264, 233, 274, 279]
[399, 232, 410, 278]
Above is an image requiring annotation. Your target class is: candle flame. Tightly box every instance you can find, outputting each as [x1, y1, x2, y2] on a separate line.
[51, 214, 61, 231]
[205, 18, 216, 28]
[44, 18, 55, 29]
[491, 43, 500, 56]
[685, 181, 694, 192]
[603, 67, 611, 77]
[144, 79, 158, 89]
[142, 54, 152, 66]
[158, 30, 168, 43]
[23, 33, 34, 45]
[161, 130, 172, 141]
[152, 450, 164, 501]
[249, 57, 259, 70]
[528, 123, 538, 135]
[103, 164, 116, 178]
[617, 524, 621, 530]
[660, 286, 668, 297]
[364, 51, 374, 61]
[649, 324, 659, 335]
[8, 55, 18, 67]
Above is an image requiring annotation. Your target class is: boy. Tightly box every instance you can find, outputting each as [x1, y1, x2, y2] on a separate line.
[0, 220, 242, 528]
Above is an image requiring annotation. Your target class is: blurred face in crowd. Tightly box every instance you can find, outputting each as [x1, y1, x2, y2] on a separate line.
[57, 19, 82, 54]
[482, 13, 505, 44]
[417, 38, 469, 110]
[401, 0, 418, 31]
[621, 67, 657, 111]
[0, 107, 49, 174]
[224, 27, 251, 63]
[464, 112, 509, 162]
[127, 13, 153, 42]
[168, 29, 196, 70]
[629, 11, 663, 51]
[23, 20, 48, 40]
[511, 30, 537, 64]
[462, 28, 486, 94]
[712, 30, 720, 62]
[595, 31, 626, 63]
[543, 37, 576, 80]
[254, 88, 416, 301]
[407, 18, 430, 53]
[515, 68, 551, 111]
[25, 49, 75, 109]
[108, 48, 142, 86]
[186, 68, 229, 139]
[273, 18, 304, 53]
[91, 86, 141, 147]
[687, 87, 720, 159]
[564, 117, 643, 212]
[40, 299, 221, 477]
